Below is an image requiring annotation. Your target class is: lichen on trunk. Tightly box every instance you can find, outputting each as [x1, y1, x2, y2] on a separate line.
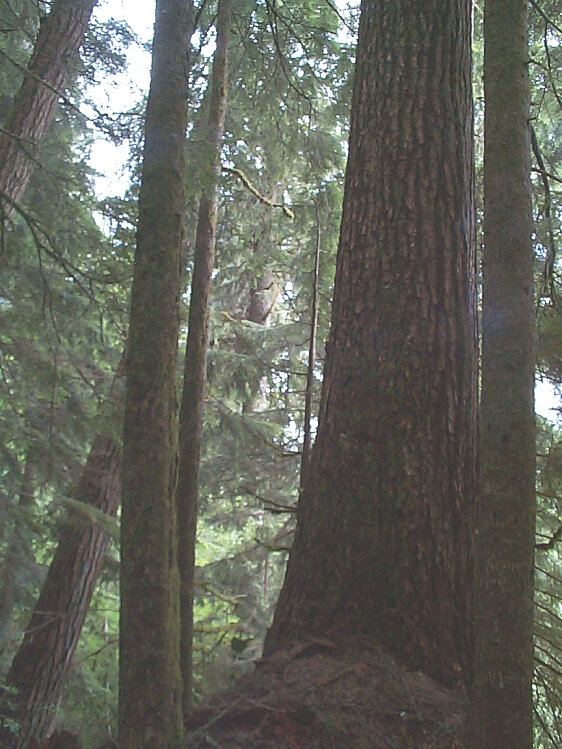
[118, 1, 192, 747]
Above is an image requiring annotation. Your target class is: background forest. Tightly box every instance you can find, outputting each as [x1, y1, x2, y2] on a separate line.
[0, 0, 561, 747]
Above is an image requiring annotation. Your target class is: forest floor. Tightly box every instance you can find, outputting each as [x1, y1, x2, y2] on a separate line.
[185, 637, 470, 748]
[33, 638, 469, 748]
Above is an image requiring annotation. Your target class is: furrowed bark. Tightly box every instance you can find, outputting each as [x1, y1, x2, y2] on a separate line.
[0, 435, 121, 749]
[265, 0, 476, 691]
[0, 0, 97, 221]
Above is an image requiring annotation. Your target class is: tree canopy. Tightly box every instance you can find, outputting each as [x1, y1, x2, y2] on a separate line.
[0, 0, 560, 747]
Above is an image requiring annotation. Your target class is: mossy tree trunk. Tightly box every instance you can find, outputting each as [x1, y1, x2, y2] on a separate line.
[177, 0, 230, 717]
[0, 435, 121, 749]
[0, 0, 97, 221]
[118, 1, 192, 747]
[472, 0, 535, 745]
[0, 453, 35, 639]
[265, 0, 477, 691]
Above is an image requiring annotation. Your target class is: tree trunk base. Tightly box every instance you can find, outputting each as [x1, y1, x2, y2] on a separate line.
[186, 638, 469, 748]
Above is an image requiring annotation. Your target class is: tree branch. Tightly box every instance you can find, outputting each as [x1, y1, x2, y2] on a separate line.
[536, 523, 562, 550]
[222, 166, 294, 218]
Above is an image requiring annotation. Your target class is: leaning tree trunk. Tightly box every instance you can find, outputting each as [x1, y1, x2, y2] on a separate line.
[118, 1, 192, 747]
[0, 435, 121, 749]
[177, 0, 230, 717]
[265, 0, 476, 691]
[472, 0, 535, 745]
[0, 0, 97, 221]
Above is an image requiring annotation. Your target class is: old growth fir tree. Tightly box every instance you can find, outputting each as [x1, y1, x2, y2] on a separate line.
[265, 0, 477, 690]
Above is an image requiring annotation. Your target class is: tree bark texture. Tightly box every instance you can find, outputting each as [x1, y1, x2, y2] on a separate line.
[0, 0, 97, 220]
[265, 0, 476, 691]
[472, 0, 535, 745]
[177, 0, 230, 717]
[0, 454, 35, 639]
[0, 435, 121, 749]
[118, 1, 191, 747]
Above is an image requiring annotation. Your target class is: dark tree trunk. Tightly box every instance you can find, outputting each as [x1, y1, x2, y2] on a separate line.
[0, 0, 97, 220]
[301, 206, 321, 474]
[0, 435, 121, 749]
[177, 0, 230, 717]
[265, 0, 476, 691]
[472, 0, 535, 745]
[0, 454, 35, 638]
[118, 1, 192, 747]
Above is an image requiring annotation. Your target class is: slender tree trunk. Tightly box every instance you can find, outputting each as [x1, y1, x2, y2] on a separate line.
[0, 435, 121, 749]
[177, 0, 230, 716]
[118, 1, 192, 746]
[245, 270, 278, 329]
[0, 0, 97, 220]
[301, 204, 321, 474]
[240, 269, 278, 413]
[265, 0, 476, 691]
[0, 454, 35, 638]
[472, 0, 535, 745]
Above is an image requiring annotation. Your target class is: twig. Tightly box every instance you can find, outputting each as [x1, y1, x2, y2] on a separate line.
[222, 166, 294, 218]
[536, 523, 562, 550]
[529, 0, 562, 36]
[72, 637, 118, 667]
[532, 168, 562, 186]
[241, 484, 296, 513]
[190, 698, 242, 737]
[307, 663, 362, 694]
[531, 125, 557, 301]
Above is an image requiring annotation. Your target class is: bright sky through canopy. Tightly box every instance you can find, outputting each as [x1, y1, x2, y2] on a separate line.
[88, 0, 559, 422]
[88, 0, 153, 194]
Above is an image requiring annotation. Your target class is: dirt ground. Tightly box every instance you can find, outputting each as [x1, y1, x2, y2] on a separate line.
[34, 637, 469, 748]
[185, 637, 470, 748]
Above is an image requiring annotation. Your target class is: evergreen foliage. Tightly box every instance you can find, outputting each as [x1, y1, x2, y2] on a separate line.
[0, 0, 560, 746]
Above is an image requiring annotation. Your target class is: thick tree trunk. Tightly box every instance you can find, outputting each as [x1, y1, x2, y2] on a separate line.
[472, 0, 535, 745]
[0, 435, 121, 749]
[118, 1, 192, 747]
[0, 0, 97, 220]
[265, 0, 476, 691]
[177, 0, 230, 717]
